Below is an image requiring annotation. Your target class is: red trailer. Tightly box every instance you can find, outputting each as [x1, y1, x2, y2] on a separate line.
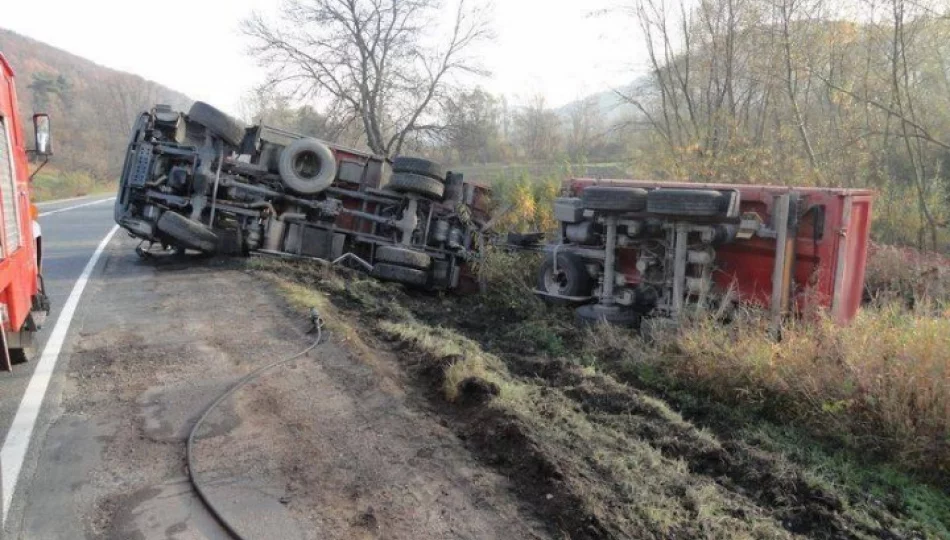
[535, 178, 874, 325]
[0, 53, 51, 368]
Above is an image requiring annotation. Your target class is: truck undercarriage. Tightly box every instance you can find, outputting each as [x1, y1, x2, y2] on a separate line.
[115, 102, 490, 291]
[534, 179, 874, 326]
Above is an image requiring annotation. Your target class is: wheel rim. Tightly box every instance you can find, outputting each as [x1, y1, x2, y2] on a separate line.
[293, 150, 323, 180]
[543, 267, 569, 294]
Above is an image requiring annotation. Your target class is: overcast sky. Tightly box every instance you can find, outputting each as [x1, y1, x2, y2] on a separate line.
[3, 0, 646, 116]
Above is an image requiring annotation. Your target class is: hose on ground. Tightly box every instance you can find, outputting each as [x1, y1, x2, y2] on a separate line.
[186, 310, 325, 540]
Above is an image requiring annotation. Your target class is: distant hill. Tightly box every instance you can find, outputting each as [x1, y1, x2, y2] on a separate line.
[0, 28, 192, 183]
[554, 78, 646, 125]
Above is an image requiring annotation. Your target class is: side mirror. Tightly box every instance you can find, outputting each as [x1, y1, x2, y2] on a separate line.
[33, 114, 51, 156]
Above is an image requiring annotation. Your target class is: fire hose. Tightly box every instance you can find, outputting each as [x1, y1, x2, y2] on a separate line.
[186, 309, 325, 539]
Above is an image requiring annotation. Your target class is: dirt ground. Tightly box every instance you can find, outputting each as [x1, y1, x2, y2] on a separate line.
[251, 257, 942, 540]
[27, 237, 546, 539]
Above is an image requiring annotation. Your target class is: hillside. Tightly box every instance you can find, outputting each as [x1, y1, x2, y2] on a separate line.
[0, 28, 191, 187]
[554, 81, 640, 125]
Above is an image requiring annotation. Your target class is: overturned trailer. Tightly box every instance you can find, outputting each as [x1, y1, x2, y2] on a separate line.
[115, 102, 490, 291]
[534, 179, 874, 325]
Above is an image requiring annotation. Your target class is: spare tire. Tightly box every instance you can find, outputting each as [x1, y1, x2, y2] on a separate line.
[372, 263, 428, 287]
[188, 102, 246, 147]
[647, 189, 724, 217]
[377, 246, 431, 269]
[582, 186, 648, 212]
[157, 212, 218, 253]
[389, 173, 444, 199]
[278, 138, 338, 195]
[392, 156, 444, 181]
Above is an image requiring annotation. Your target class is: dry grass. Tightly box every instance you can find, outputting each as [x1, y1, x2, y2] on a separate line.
[31, 168, 115, 202]
[865, 243, 950, 307]
[254, 255, 948, 538]
[581, 305, 950, 476]
[378, 320, 512, 402]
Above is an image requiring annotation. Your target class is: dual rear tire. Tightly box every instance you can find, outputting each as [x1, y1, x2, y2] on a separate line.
[373, 246, 432, 287]
[579, 185, 727, 217]
[156, 212, 218, 254]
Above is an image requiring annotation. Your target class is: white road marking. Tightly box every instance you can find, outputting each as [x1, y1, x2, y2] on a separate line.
[38, 197, 115, 218]
[35, 194, 99, 207]
[0, 224, 119, 523]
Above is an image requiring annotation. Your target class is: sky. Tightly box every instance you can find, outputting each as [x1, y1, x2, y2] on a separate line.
[2, 0, 646, 116]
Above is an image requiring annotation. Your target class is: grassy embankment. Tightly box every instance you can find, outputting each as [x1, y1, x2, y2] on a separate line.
[30, 168, 115, 202]
[248, 165, 950, 538]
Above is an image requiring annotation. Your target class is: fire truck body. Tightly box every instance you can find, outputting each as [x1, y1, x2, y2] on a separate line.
[0, 52, 50, 368]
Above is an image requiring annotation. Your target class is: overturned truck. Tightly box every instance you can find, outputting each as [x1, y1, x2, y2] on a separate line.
[535, 179, 874, 325]
[115, 102, 489, 291]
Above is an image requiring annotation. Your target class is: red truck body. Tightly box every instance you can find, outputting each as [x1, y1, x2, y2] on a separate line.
[568, 179, 874, 323]
[0, 52, 47, 367]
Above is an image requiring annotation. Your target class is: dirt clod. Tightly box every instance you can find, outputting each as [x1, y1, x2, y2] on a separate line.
[457, 376, 500, 405]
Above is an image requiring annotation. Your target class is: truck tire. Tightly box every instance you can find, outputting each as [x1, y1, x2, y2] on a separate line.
[278, 138, 338, 195]
[537, 252, 593, 302]
[188, 101, 246, 147]
[392, 156, 444, 181]
[647, 189, 725, 217]
[376, 246, 431, 269]
[9, 347, 30, 365]
[582, 186, 648, 212]
[389, 173, 445, 200]
[157, 212, 218, 253]
[372, 263, 429, 287]
[575, 303, 640, 327]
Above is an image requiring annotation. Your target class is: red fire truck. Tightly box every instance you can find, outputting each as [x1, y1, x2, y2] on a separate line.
[0, 53, 51, 369]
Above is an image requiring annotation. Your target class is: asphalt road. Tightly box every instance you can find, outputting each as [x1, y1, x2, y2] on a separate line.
[0, 195, 118, 539]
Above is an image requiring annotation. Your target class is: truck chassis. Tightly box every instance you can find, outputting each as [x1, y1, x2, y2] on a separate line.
[115, 103, 489, 291]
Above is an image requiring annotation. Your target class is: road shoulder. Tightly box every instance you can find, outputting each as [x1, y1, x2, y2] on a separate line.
[18, 236, 545, 539]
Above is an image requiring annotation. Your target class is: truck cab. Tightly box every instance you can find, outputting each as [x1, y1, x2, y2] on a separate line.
[0, 52, 51, 368]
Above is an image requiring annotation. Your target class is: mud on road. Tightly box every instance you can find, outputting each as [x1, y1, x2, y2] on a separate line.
[19, 235, 544, 540]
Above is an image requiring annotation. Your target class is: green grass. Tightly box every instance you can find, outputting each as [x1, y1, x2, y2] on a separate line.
[30, 168, 114, 202]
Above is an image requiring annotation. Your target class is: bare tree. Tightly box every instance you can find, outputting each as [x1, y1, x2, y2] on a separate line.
[244, 0, 490, 156]
[513, 95, 562, 160]
[567, 95, 605, 161]
[775, 0, 821, 175]
[441, 88, 501, 163]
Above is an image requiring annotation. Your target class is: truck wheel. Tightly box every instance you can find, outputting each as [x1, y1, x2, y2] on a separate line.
[278, 138, 338, 195]
[188, 101, 246, 147]
[575, 304, 640, 327]
[157, 212, 218, 253]
[372, 263, 429, 287]
[537, 252, 593, 302]
[389, 173, 445, 200]
[391, 156, 445, 181]
[647, 189, 725, 217]
[376, 246, 431, 269]
[582, 186, 648, 212]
